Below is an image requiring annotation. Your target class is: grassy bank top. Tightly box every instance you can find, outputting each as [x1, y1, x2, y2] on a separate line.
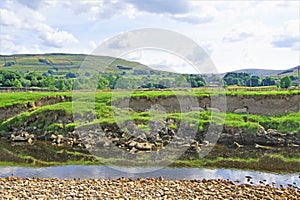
[0, 88, 299, 108]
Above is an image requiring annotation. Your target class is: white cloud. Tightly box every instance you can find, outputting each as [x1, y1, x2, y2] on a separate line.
[0, 1, 78, 49]
[105, 32, 131, 49]
[88, 41, 98, 50]
[126, 0, 190, 14]
[0, 9, 21, 26]
[62, 0, 130, 20]
[0, 39, 42, 54]
[198, 41, 216, 56]
[222, 21, 272, 43]
[171, 14, 213, 24]
[34, 24, 78, 48]
[16, 0, 42, 9]
[272, 19, 300, 51]
[223, 31, 253, 43]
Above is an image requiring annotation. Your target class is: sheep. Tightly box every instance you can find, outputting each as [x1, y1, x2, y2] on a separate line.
[234, 106, 249, 114]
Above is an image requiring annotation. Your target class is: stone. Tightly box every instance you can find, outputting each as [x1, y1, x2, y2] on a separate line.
[135, 142, 155, 151]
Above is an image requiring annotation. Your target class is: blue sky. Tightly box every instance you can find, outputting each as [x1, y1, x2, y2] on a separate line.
[0, 0, 299, 73]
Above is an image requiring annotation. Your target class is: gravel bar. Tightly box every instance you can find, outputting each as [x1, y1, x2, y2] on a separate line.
[0, 177, 299, 199]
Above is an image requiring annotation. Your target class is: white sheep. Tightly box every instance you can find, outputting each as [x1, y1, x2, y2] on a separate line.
[233, 106, 248, 114]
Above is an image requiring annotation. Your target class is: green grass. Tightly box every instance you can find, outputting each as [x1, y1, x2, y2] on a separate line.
[0, 88, 298, 108]
[225, 112, 300, 133]
[0, 92, 71, 108]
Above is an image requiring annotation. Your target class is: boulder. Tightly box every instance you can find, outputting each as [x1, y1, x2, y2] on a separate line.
[28, 137, 34, 145]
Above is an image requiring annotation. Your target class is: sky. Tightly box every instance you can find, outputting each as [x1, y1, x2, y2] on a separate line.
[0, 0, 299, 73]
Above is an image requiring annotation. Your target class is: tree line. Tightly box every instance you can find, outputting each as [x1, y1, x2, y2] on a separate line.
[223, 72, 297, 88]
[0, 70, 297, 90]
[0, 70, 207, 90]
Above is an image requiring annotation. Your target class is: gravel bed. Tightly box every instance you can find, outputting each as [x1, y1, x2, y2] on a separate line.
[0, 177, 299, 199]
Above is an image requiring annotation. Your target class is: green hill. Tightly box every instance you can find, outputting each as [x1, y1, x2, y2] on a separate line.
[0, 53, 152, 76]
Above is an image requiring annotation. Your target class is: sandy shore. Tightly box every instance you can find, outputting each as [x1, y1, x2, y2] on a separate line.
[0, 177, 299, 199]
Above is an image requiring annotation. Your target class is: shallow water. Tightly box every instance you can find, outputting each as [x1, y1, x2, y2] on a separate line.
[0, 165, 299, 188]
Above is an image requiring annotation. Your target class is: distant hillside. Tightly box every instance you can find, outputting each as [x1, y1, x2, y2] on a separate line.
[227, 66, 299, 78]
[1, 53, 298, 77]
[277, 65, 300, 76]
[230, 69, 282, 77]
[0, 53, 152, 76]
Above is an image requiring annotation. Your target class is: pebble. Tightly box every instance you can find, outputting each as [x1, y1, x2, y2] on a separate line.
[0, 177, 298, 199]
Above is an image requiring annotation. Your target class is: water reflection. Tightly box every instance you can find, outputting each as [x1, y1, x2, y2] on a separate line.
[0, 165, 299, 188]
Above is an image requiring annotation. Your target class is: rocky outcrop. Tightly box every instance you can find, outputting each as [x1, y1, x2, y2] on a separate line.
[217, 125, 300, 147]
[76, 119, 183, 153]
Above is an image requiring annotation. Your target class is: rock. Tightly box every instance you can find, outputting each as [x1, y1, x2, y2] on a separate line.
[50, 134, 57, 139]
[56, 135, 64, 144]
[128, 141, 137, 148]
[267, 129, 278, 135]
[28, 138, 34, 144]
[135, 142, 155, 151]
[255, 143, 275, 150]
[11, 135, 27, 142]
[257, 125, 266, 135]
[129, 147, 138, 153]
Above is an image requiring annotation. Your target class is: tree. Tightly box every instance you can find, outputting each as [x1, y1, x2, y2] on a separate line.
[245, 76, 261, 87]
[261, 77, 276, 86]
[280, 76, 292, 88]
[223, 72, 250, 86]
[12, 79, 22, 87]
[98, 76, 109, 89]
[55, 79, 66, 90]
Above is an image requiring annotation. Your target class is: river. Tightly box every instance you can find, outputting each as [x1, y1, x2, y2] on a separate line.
[0, 165, 299, 188]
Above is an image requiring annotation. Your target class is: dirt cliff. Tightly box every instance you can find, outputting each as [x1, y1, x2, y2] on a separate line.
[119, 94, 300, 115]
